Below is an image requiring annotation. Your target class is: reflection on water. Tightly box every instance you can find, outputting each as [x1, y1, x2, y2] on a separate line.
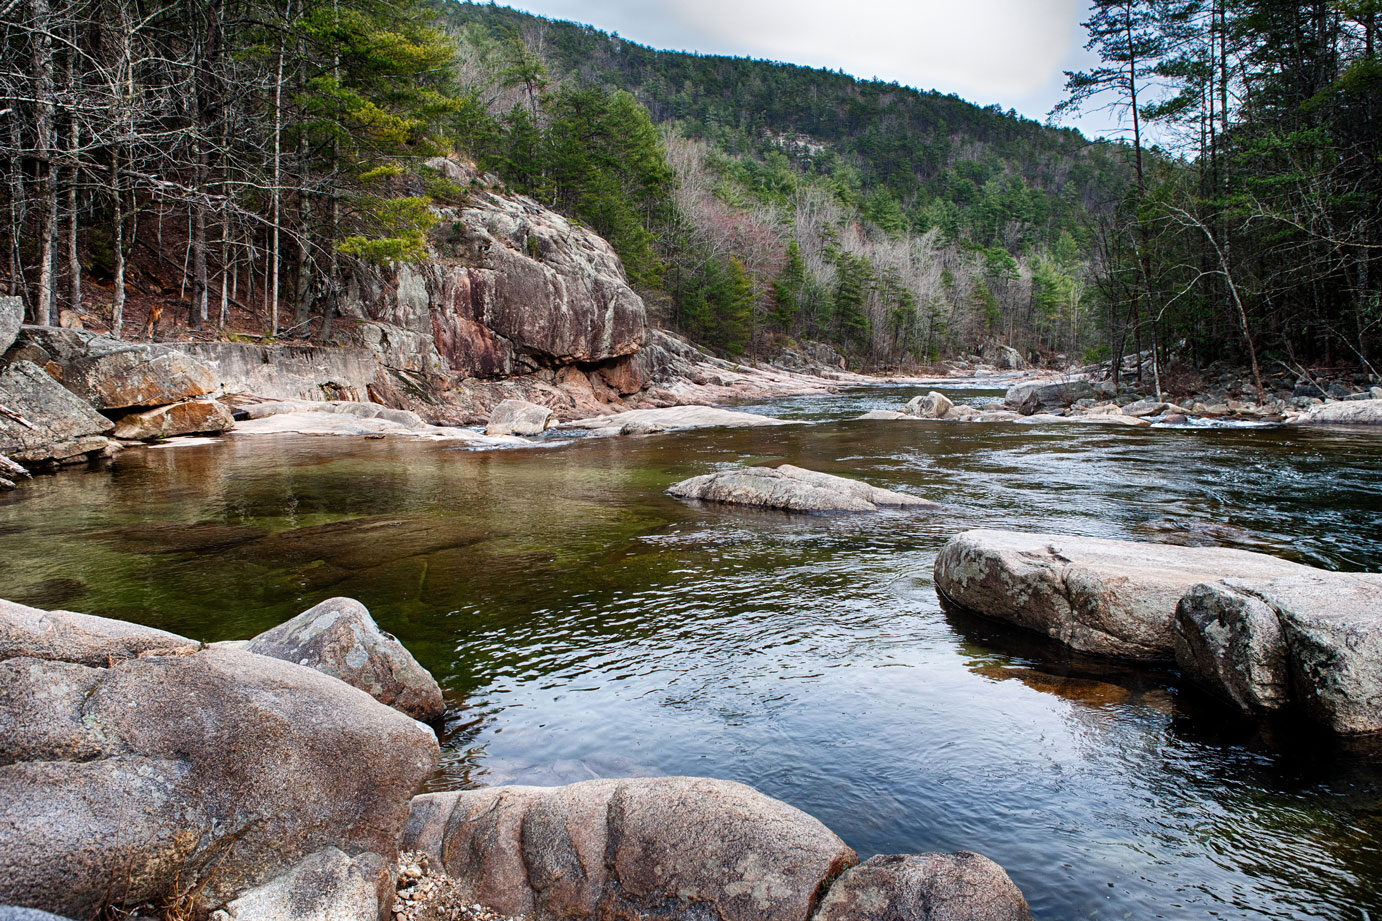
[2, 383, 1381, 921]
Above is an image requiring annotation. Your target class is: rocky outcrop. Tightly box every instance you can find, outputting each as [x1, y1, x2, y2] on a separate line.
[11, 327, 215, 410]
[934, 530, 1313, 660]
[1292, 398, 1382, 425]
[668, 465, 937, 514]
[402, 777, 1030, 921]
[246, 597, 445, 723]
[1004, 378, 1095, 414]
[484, 398, 554, 436]
[980, 343, 1024, 371]
[341, 160, 645, 380]
[112, 398, 235, 440]
[0, 599, 439, 919]
[0, 297, 20, 357]
[0, 361, 113, 464]
[179, 341, 385, 403]
[1175, 571, 1382, 733]
[814, 853, 1032, 921]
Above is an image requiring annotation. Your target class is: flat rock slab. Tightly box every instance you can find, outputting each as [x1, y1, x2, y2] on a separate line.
[1176, 571, 1382, 733]
[562, 404, 790, 436]
[0, 361, 114, 463]
[231, 405, 526, 447]
[934, 529, 1314, 660]
[402, 777, 858, 921]
[668, 464, 937, 513]
[14, 326, 215, 410]
[247, 597, 445, 722]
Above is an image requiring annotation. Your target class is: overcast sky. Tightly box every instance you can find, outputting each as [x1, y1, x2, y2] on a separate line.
[481, 0, 1117, 138]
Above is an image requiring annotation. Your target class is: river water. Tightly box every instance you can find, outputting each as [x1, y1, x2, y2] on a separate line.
[3, 383, 1381, 921]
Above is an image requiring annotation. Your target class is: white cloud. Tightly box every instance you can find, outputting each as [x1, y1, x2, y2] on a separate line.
[664, 0, 1081, 101]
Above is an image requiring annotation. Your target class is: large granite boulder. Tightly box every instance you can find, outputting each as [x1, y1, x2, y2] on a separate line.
[0, 361, 114, 464]
[1003, 379, 1095, 415]
[902, 391, 954, 419]
[1293, 398, 1382, 425]
[344, 161, 647, 378]
[934, 530, 1313, 660]
[668, 465, 937, 514]
[0, 296, 20, 356]
[402, 777, 857, 921]
[0, 600, 438, 919]
[246, 597, 445, 722]
[814, 853, 1032, 921]
[484, 398, 554, 436]
[980, 343, 1024, 371]
[12, 327, 215, 410]
[1176, 571, 1382, 733]
[112, 398, 235, 440]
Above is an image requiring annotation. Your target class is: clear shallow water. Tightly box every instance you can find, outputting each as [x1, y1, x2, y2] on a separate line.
[3, 383, 1381, 921]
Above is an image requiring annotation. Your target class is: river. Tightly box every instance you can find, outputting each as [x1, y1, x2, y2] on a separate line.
[3, 382, 1380, 920]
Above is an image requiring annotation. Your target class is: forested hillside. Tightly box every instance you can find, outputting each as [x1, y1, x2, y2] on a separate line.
[440, 1, 1135, 365]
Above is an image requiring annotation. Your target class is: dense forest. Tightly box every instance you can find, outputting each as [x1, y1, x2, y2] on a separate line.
[0, 0, 1377, 376]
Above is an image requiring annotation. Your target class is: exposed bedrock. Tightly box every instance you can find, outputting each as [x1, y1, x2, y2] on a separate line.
[933, 529, 1314, 660]
[0, 598, 439, 920]
[8, 326, 215, 410]
[401, 777, 1032, 921]
[668, 464, 937, 513]
[0, 360, 114, 464]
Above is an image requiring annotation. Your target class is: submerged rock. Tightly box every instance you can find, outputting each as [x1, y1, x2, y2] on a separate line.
[563, 404, 790, 437]
[246, 597, 445, 722]
[1176, 571, 1382, 733]
[934, 530, 1312, 660]
[0, 600, 438, 919]
[0, 361, 113, 464]
[484, 398, 554, 436]
[113, 398, 235, 441]
[668, 464, 937, 513]
[815, 853, 1032, 921]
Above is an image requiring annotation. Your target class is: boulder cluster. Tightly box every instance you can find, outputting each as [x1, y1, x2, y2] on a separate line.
[1, 596, 1034, 921]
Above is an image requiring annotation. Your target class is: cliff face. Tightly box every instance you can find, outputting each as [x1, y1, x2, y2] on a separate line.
[339, 159, 647, 383]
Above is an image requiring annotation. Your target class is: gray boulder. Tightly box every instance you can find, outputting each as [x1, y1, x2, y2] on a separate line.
[815, 853, 1033, 921]
[980, 343, 1024, 371]
[1121, 399, 1168, 417]
[1174, 581, 1293, 714]
[563, 404, 790, 437]
[668, 464, 937, 514]
[0, 600, 438, 919]
[210, 848, 391, 921]
[10, 327, 215, 410]
[1293, 398, 1382, 425]
[113, 399, 235, 441]
[933, 530, 1313, 660]
[402, 777, 858, 921]
[0, 361, 113, 464]
[1177, 572, 1382, 733]
[0, 910, 76, 921]
[1003, 379, 1095, 415]
[902, 391, 954, 419]
[0, 296, 21, 356]
[484, 398, 554, 436]
[246, 597, 445, 722]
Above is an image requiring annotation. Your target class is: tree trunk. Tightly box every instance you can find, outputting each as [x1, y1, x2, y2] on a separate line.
[32, 0, 57, 325]
[270, 48, 284, 336]
[111, 151, 126, 338]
